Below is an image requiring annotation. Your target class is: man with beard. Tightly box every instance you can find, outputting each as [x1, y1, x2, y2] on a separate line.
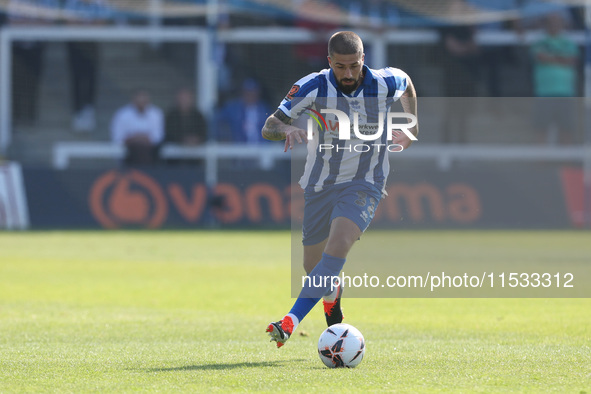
[262, 31, 418, 347]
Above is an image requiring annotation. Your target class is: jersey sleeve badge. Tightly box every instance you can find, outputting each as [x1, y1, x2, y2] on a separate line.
[285, 85, 300, 101]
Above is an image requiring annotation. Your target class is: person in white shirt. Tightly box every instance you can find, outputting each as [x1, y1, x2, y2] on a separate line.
[110, 89, 164, 166]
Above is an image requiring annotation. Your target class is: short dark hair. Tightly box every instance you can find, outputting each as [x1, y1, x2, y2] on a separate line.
[328, 31, 364, 57]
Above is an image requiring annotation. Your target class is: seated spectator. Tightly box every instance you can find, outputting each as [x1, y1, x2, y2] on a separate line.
[165, 88, 207, 145]
[111, 89, 164, 166]
[216, 78, 270, 144]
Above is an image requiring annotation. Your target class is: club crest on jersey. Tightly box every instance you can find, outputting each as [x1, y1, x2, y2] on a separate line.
[285, 85, 300, 101]
[349, 100, 361, 111]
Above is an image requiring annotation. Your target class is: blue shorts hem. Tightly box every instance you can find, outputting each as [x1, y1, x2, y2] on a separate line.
[301, 181, 381, 246]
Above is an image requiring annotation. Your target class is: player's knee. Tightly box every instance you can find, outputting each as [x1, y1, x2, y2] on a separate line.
[324, 237, 355, 258]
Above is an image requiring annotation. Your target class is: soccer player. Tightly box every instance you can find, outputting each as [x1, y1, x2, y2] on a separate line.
[262, 31, 418, 347]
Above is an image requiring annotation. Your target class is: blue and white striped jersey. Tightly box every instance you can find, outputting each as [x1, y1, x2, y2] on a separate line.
[278, 64, 409, 193]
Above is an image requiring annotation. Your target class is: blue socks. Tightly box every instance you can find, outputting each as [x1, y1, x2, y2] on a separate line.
[288, 253, 346, 323]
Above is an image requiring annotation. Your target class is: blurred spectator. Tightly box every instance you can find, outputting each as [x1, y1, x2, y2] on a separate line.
[216, 78, 270, 144]
[531, 12, 579, 144]
[165, 88, 207, 145]
[64, 0, 112, 133]
[8, 0, 58, 126]
[111, 89, 164, 166]
[439, 23, 480, 143]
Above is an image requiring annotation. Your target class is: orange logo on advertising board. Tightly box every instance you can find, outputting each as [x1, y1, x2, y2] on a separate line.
[89, 170, 167, 229]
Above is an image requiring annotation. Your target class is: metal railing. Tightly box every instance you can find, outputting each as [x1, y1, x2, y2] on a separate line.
[52, 141, 591, 187]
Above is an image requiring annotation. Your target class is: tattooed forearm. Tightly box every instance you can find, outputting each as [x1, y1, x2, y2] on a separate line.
[262, 110, 292, 141]
[273, 109, 292, 125]
[262, 117, 286, 141]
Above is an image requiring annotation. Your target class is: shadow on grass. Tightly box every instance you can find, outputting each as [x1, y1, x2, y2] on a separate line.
[147, 359, 307, 372]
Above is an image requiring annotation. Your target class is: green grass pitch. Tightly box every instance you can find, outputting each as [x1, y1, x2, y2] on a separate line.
[0, 230, 590, 392]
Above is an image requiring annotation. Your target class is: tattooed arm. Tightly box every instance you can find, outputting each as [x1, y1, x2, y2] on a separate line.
[261, 110, 291, 141]
[262, 109, 308, 152]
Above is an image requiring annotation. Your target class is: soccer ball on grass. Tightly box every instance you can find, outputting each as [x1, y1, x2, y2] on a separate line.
[317, 323, 365, 368]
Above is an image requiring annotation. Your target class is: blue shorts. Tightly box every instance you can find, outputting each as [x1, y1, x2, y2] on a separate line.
[302, 181, 382, 246]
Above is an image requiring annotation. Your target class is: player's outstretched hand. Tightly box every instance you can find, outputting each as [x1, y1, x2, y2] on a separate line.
[284, 128, 308, 152]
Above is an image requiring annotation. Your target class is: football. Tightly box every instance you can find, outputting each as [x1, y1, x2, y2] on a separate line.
[317, 323, 365, 368]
